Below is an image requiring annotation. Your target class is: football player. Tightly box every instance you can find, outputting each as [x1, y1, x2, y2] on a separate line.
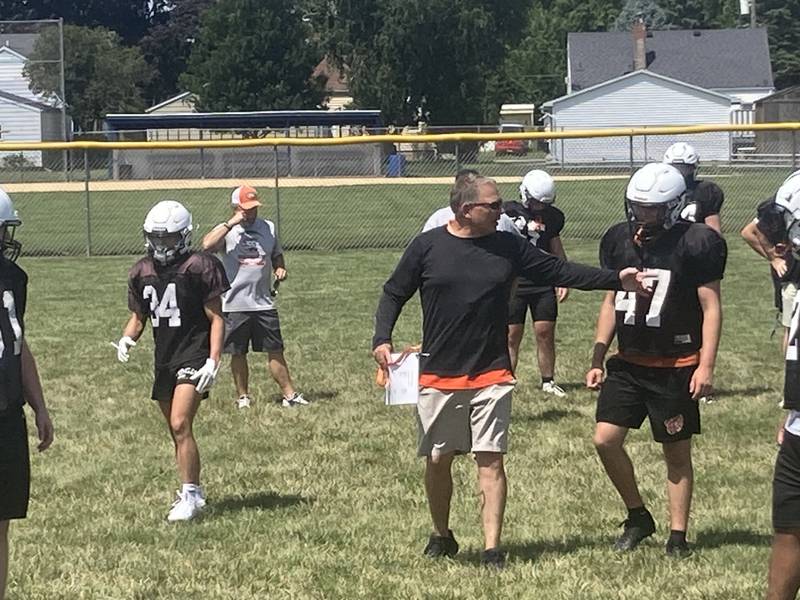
[740, 179, 800, 354]
[767, 173, 800, 600]
[0, 188, 54, 600]
[587, 163, 726, 557]
[663, 142, 725, 234]
[115, 200, 229, 522]
[503, 170, 569, 396]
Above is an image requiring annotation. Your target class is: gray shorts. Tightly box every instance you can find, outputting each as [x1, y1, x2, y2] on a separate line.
[223, 310, 284, 354]
[416, 383, 514, 457]
[782, 282, 798, 328]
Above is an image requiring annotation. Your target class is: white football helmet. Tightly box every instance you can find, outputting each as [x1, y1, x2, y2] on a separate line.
[519, 170, 556, 206]
[663, 142, 699, 166]
[625, 163, 687, 244]
[143, 200, 193, 265]
[0, 187, 22, 262]
[775, 170, 800, 256]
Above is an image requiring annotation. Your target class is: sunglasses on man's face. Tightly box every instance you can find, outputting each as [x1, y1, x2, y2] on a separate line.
[468, 199, 503, 211]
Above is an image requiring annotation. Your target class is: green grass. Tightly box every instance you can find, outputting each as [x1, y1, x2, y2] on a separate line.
[4, 168, 792, 256]
[6, 241, 788, 599]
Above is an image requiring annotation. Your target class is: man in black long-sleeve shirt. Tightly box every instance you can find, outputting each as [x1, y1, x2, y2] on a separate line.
[373, 176, 646, 568]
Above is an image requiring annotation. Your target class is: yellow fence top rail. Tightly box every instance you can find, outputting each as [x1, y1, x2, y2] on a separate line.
[1, 122, 799, 151]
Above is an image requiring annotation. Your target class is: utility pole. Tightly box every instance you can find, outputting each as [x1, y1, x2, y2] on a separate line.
[751, 0, 757, 28]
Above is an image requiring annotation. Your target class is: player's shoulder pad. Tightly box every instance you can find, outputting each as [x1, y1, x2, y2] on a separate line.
[0, 257, 27, 281]
[681, 223, 727, 258]
[502, 201, 527, 217]
[601, 222, 630, 245]
[184, 250, 223, 273]
[128, 255, 153, 279]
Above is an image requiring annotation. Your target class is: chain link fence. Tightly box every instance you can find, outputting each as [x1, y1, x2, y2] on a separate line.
[0, 125, 797, 256]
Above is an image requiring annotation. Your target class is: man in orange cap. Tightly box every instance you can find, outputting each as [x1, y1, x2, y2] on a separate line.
[202, 186, 306, 409]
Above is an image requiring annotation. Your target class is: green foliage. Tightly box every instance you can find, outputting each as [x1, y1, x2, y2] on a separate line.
[23, 24, 152, 131]
[0, 0, 167, 42]
[759, 0, 800, 89]
[612, 0, 668, 30]
[317, 0, 529, 125]
[180, 0, 327, 112]
[659, 0, 741, 29]
[139, 0, 215, 105]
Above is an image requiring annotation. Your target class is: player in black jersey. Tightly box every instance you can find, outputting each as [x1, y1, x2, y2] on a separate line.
[0, 188, 53, 600]
[663, 142, 724, 234]
[587, 163, 726, 557]
[766, 172, 800, 600]
[115, 201, 229, 522]
[504, 170, 569, 397]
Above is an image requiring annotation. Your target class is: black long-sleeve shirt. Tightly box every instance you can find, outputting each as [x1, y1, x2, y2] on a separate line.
[373, 227, 622, 380]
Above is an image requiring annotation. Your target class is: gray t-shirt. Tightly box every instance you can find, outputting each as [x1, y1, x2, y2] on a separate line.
[220, 218, 282, 312]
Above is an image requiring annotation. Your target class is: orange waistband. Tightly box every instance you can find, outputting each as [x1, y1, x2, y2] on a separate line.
[419, 368, 515, 390]
[617, 352, 700, 368]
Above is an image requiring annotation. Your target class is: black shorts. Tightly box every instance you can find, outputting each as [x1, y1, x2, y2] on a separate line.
[508, 289, 558, 325]
[596, 356, 700, 443]
[773, 430, 800, 530]
[0, 409, 30, 520]
[223, 310, 284, 354]
[152, 356, 209, 402]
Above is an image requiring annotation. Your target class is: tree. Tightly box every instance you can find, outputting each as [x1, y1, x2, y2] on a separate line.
[316, 0, 529, 126]
[139, 0, 214, 105]
[659, 0, 739, 29]
[180, 0, 327, 112]
[0, 1, 167, 42]
[759, 0, 800, 89]
[612, 0, 668, 30]
[24, 24, 153, 131]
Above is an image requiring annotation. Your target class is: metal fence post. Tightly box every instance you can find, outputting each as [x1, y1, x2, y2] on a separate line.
[793, 130, 797, 168]
[455, 142, 461, 175]
[274, 145, 281, 236]
[84, 148, 92, 256]
[629, 136, 634, 174]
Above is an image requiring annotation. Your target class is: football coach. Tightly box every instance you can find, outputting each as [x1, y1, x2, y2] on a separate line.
[372, 175, 647, 568]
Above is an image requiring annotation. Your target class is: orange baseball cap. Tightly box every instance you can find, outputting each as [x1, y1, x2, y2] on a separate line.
[231, 185, 261, 209]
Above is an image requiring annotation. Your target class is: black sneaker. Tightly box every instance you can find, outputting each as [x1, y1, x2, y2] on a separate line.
[423, 530, 459, 558]
[480, 547, 506, 569]
[614, 510, 656, 551]
[665, 538, 693, 558]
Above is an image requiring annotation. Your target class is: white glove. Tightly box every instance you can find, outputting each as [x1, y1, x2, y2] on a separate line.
[512, 216, 527, 233]
[191, 358, 219, 394]
[680, 202, 698, 222]
[115, 336, 136, 363]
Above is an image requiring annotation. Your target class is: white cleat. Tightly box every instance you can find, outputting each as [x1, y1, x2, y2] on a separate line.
[541, 381, 567, 398]
[167, 490, 204, 522]
[236, 394, 252, 409]
[281, 393, 309, 408]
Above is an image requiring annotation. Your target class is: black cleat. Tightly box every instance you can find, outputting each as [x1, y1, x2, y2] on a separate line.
[614, 510, 656, 551]
[423, 530, 459, 558]
[480, 547, 506, 569]
[665, 538, 693, 558]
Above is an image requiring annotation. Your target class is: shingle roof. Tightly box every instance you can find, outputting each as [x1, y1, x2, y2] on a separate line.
[568, 27, 773, 91]
[0, 90, 53, 111]
[0, 33, 39, 58]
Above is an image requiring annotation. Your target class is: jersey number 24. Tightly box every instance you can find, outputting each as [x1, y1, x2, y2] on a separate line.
[143, 283, 182, 327]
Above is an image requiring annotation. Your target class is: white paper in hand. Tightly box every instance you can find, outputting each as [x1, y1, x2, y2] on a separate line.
[384, 352, 419, 406]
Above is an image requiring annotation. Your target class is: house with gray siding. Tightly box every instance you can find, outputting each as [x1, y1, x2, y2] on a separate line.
[0, 35, 67, 167]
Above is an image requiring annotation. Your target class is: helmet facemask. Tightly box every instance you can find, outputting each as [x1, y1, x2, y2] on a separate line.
[0, 222, 21, 262]
[144, 228, 191, 265]
[626, 195, 684, 246]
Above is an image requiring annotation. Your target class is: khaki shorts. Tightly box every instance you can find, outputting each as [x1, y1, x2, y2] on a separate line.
[416, 383, 514, 457]
[783, 282, 798, 328]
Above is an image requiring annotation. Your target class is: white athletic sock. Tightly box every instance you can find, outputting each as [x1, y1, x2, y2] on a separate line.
[182, 483, 201, 496]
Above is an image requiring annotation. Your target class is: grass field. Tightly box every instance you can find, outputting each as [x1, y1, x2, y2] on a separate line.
[2, 168, 791, 256]
[4, 239, 789, 599]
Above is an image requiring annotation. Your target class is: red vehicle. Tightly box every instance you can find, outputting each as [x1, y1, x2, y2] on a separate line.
[495, 124, 528, 156]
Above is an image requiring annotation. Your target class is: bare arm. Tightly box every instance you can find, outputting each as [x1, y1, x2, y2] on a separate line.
[690, 280, 722, 400]
[273, 253, 287, 280]
[549, 236, 569, 301]
[201, 211, 244, 253]
[704, 214, 722, 235]
[122, 311, 146, 341]
[203, 296, 224, 364]
[740, 220, 770, 260]
[586, 291, 617, 388]
[21, 340, 53, 451]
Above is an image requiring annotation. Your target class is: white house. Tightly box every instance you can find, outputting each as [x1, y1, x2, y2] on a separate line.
[0, 35, 66, 167]
[542, 70, 732, 163]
